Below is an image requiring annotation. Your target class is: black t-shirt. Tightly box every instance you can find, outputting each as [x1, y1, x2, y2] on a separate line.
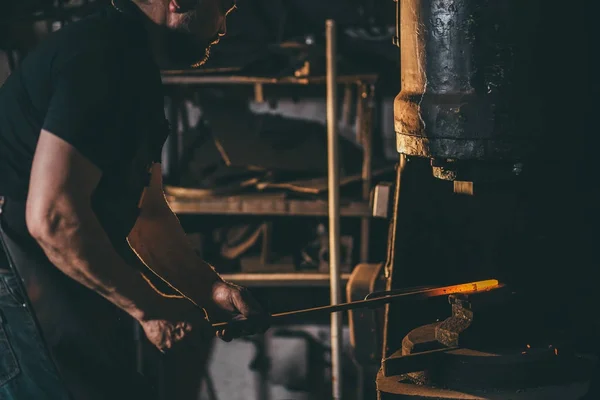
[0, 1, 169, 239]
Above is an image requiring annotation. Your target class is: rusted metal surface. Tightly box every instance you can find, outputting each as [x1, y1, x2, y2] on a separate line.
[401, 321, 440, 355]
[394, 0, 542, 162]
[434, 298, 473, 348]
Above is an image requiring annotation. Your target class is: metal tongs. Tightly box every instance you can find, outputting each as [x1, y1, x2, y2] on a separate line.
[212, 279, 502, 337]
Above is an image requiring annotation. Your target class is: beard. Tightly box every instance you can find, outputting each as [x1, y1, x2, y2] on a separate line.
[164, 10, 213, 68]
[165, 31, 211, 68]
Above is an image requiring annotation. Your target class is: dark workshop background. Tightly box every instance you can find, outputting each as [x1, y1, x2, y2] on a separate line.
[0, 1, 397, 399]
[0, 1, 596, 400]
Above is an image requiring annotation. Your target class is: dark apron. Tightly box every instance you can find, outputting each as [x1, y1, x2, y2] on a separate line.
[0, 116, 166, 398]
[0, 204, 156, 400]
[0, 5, 177, 396]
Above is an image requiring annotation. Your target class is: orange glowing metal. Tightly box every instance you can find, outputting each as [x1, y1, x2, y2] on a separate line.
[415, 279, 500, 298]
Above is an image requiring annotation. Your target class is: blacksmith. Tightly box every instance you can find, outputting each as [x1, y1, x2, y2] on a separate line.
[0, 1, 267, 399]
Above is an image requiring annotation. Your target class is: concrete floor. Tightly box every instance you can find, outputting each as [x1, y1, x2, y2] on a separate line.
[199, 324, 361, 400]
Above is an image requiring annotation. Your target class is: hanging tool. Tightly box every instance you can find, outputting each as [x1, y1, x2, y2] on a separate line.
[212, 279, 502, 337]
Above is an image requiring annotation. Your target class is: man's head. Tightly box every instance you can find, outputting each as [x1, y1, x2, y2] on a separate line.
[134, 0, 237, 68]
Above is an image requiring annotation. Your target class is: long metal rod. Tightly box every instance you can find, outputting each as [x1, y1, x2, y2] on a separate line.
[212, 279, 501, 329]
[359, 83, 374, 263]
[381, 155, 407, 368]
[326, 19, 343, 400]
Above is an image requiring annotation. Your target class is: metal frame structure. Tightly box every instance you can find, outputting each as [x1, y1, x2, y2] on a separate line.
[161, 20, 380, 398]
[326, 19, 343, 400]
[161, 77, 379, 272]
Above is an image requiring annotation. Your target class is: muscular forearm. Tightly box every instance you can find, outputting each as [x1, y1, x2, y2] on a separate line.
[127, 207, 222, 308]
[30, 206, 163, 322]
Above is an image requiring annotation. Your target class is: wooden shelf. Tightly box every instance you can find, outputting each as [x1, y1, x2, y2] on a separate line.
[166, 193, 372, 217]
[160, 72, 378, 86]
[221, 272, 351, 288]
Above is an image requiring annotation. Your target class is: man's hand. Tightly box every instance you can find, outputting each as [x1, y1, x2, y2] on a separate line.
[139, 296, 213, 353]
[208, 281, 270, 342]
[139, 281, 269, 352]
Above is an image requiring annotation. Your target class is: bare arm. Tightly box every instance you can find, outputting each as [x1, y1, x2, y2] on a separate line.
[26, 130, 165, 322]
[128, 165, 270, 340]
[127, 164, 223, 312]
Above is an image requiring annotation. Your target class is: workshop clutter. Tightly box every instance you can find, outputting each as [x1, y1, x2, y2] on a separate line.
[168, 95, 393, 274]
[187, 220, 356, 274]
[175, 96, 391, 198]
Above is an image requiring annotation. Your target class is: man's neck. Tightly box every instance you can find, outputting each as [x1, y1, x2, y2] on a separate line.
[130, 1, 172, 68]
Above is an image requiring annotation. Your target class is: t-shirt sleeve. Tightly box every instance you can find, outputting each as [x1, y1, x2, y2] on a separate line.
[151, 118, 170, 164]
[42, 48, 124, 171]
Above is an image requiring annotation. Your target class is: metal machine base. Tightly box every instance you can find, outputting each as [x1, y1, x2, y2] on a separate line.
[376, 369, 590, 400]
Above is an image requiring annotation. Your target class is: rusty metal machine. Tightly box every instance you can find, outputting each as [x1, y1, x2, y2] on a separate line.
[345, 0, 596, 398]
[394, 0, 545, 190]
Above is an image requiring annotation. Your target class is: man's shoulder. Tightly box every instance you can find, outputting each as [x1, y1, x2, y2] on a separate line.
[50, 11, 129, 63]
[28, 8, 142, 75]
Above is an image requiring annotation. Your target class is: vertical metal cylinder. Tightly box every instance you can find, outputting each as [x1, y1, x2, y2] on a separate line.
[394, 0, 543, 181]
[326, 18, 343, 400]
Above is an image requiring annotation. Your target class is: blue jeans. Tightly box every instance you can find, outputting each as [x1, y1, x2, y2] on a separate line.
[0, 270, 72, 400]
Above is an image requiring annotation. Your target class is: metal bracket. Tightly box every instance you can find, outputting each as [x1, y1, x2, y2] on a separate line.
[372, 183, 394, 219]
[347, 263, 385, 365]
